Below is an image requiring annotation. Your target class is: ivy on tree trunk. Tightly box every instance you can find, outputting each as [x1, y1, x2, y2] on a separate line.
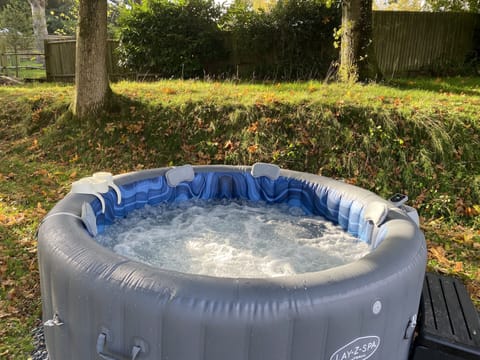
[339, 0, 381, 82]
[73, 0, 111, 119]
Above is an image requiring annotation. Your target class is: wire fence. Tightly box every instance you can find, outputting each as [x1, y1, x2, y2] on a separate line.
[0, 50, 45, 79]
[0, 34, 62, 80]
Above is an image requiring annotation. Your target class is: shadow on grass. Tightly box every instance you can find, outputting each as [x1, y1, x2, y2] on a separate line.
[385, 77, 480, 97]
[55, 91, 151, 130]
[92, 92, 150, 126]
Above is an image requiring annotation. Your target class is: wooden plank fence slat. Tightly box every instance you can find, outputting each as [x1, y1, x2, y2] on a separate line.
[45, 39, 124, 82]
[372, 11, 479, 76]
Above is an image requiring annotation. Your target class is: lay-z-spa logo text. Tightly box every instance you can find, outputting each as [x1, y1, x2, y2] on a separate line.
[329, 336, 380, 360]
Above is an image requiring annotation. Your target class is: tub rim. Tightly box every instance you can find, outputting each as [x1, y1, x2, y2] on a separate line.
[37, 165, 427, 302]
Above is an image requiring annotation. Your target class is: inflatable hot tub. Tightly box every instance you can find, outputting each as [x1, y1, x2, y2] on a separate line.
[38, 164, 427, 360]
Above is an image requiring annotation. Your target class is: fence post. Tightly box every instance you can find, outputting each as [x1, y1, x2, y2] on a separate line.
[14, 44, 18, 78]
[0, 53, 5, 76]
[44, 39, 50, 82]
[0, 39, 5, 76]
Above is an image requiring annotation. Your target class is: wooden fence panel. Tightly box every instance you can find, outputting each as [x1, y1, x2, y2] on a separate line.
[373, 11, 479, 77]
[45, 39, 128, 82]
[45, 39, 76, 81]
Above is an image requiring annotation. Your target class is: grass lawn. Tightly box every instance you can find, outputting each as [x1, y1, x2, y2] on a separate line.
[0, 77, 479, 358]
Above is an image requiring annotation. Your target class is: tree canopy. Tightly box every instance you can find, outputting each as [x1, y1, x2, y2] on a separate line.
[426, 0, 479, 12]
[0, 0, 33, 49]
[374, 0, 480, 12]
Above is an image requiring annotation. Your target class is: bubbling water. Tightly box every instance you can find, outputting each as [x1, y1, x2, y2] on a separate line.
[95, 200, 370, 278]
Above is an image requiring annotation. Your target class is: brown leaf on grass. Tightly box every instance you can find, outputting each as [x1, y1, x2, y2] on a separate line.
[344, 178, 358, 185]
[127, 121, 145, 134]
[264, 117, 280, 125]
[466, 281, 480, 301]
[181, 144, 196, 153]
[6, 288, 16, 300]
[36, 202, 47, 216]
[19, 237, 34, 246]
[1, 279, 16, 287]
[0, 263, 7, 276]
[28, 138, 38, 151]
[0, 213, 26, 226]
[33, 168, 49, 177]
[462, 233, 475, 245]
[429, 246, 451, 267]
[161, 87, 177, 95]
[196, 151, 211, 162]
[454, 261, 464, 272]
[247, 121, 259, 133]
[214, 153, 224, 161]
[23, 289, 36, 299]
[465, 207, 479, 217]
[69, 153, 79, 163]
[0, 311, 12, 319]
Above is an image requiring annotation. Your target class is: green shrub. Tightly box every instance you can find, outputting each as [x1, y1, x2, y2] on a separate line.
[221, 0, 341, 79]
[118, 0, 226, 78]
[0, 0, 33, 50]
[117, 0, 340, 80]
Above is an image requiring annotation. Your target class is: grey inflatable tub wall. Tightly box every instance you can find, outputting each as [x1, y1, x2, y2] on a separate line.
[37, 165, 427, 360]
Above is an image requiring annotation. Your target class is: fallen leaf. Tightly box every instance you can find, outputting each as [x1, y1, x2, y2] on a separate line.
[247, 122, 259, 133]
[36, 202, 47, 216]
[454, 261, 463, 272]
[247, 144, 258, 153]
[28, 138, 38, 151]
[1, 279, 16, 287]
[6, 288, 16, 300]
[429, 246, 451, 267]
[161, 87, 177, 95]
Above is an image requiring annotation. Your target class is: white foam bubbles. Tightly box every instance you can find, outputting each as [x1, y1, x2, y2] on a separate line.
[95, 200, 371, 278]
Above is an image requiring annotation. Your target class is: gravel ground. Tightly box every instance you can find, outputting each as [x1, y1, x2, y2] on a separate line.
[31, 321, 49, 360]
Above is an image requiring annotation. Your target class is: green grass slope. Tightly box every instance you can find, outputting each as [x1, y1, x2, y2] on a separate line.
[0, 78, 479, 358]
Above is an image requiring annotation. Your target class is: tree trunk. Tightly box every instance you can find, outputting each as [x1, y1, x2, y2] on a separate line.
[27, 0, 48, 54]
[339, 0, 380, 82]
[73, 0, 111, 119]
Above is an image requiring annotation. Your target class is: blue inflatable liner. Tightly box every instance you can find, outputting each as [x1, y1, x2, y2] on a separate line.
[95, 171, 369, 242]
